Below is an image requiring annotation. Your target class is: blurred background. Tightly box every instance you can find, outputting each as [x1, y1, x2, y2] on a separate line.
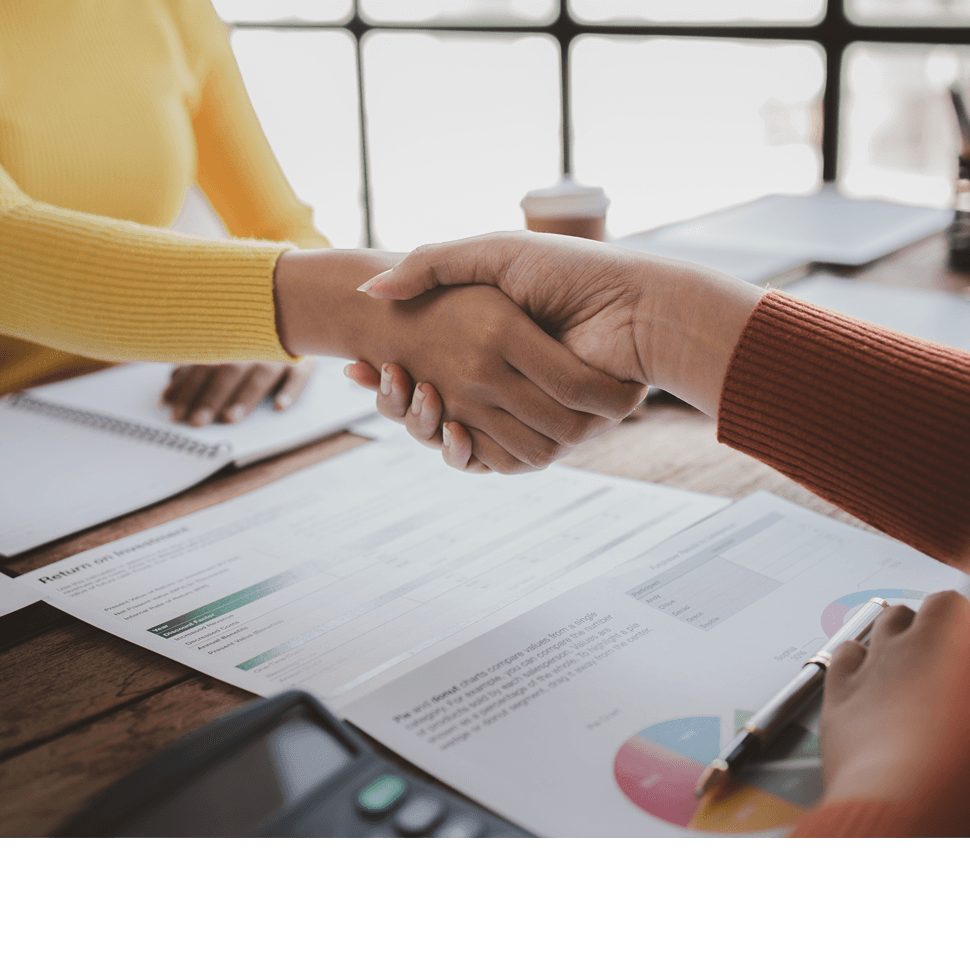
[201, 0, 970, 250]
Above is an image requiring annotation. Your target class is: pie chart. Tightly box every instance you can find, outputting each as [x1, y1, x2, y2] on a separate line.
[613, 712, 823, 834]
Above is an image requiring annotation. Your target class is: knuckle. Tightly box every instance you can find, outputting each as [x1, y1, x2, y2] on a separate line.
[459, 356, 493, 388]
[883, 603, 915, 623]
[376, 396, 402, 421]
[924, 590, 963, 609]
[250, 362, 279, 380]
[552, 370, 587, 410]
[488, 450, 526, 475]
[523, 438, 561, 470]
[554, 412, 598, 447]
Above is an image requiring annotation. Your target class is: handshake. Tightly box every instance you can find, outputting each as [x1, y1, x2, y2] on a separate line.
[338, 231, 765, 474]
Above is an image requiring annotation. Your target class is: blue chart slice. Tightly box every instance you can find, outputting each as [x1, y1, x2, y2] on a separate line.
[638, 716, 720, 765]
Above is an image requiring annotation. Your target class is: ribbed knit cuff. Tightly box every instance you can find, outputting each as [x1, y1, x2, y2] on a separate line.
[1, 199, 295, 364]
[717, 289, 970, 565]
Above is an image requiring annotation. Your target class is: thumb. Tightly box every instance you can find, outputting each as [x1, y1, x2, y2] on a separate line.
[356, 234, 518, 300]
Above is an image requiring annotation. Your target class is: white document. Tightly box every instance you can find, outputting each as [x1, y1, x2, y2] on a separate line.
[19, 441, 727, 705]
[345, 492, 970, 837]
[0, 359, 376, 556]
[615, 187, 953, 284]
[784, 274, 970, 351]
[0, 572, 40, 618]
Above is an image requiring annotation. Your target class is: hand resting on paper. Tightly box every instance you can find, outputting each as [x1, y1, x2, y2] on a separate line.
[818, 590, 970, 809]
[161, 360, 315, 426]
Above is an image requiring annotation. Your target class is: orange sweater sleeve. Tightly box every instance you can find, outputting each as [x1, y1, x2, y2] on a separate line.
[719, 290, 970, 837]
[717, 289, 970, 565]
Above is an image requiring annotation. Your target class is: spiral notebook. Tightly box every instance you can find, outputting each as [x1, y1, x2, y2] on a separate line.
[0, 359, 376, 557]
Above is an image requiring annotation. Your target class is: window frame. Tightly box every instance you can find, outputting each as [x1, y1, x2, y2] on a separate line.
[226, 1, 970, 246]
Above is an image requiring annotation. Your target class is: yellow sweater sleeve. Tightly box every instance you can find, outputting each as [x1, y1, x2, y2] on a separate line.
[0, 164, 296, 364]
[172, 0, 331, 250]
[0, 0, 330, 371]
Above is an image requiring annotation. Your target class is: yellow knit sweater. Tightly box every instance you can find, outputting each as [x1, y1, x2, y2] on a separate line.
[0, 0, 330, 394]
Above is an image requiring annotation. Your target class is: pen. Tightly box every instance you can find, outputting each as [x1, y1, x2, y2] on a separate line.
[694, 596, 889, 799]
[950, 86, 970, 160]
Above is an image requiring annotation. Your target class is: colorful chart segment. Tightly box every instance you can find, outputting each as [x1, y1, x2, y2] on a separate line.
[614, 714, 822, 834]
[821, 588, 926, 637]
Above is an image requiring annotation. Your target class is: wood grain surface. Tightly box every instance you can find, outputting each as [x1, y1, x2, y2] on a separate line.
[1, 233, 964, 836]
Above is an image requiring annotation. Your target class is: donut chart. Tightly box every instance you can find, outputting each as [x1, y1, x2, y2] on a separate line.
[820, 588, 927, 637]
[613, 712, 822, 834]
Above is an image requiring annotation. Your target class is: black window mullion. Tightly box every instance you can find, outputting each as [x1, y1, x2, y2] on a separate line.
[229, 3, 970, 246]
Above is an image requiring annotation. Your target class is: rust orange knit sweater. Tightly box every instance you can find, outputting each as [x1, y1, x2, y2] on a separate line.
[719, 289, 970, 836]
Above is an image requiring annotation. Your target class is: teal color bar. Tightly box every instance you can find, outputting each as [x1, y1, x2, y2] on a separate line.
[148, 562, 320, 639]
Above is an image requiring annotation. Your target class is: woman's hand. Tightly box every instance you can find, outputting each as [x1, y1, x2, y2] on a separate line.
[819, 590, 970, 805]
[356, 231, 763, 417]
[161, 360, 315, 426]
[275, 249, 646, 474]
[344, 361, 490, 472]
[347, 231, 761, 470]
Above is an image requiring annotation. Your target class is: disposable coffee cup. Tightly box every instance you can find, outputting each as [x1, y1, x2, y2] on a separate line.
[520, 176, 609, 241]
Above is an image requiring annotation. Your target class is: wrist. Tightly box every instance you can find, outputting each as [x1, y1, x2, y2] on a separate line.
[274, 249, 403, 358]
[632, 257, 764, 416]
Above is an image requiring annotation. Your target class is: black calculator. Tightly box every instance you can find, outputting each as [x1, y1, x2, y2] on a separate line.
[56, 690, 532, 838]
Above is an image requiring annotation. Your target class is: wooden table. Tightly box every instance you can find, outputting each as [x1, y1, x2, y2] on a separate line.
[2, 233, 966, 837]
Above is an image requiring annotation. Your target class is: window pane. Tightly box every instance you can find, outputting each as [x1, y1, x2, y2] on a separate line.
[572, 38, 824, 238]
[361, 0, 557, 25]
[364, 32, 560, 249]
[840, 44, 969, 207]
[213, 1, 352, 22]
[848, 0, 970, 25]
[231, 30, 363, 247]
[569, 0, 824, 25]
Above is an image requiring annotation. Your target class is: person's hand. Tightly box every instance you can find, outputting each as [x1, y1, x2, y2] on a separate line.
[819, 590, 970, 805]
[355, 231, 764, 418]
[343, 361, 493, 472]
[274, 249, 646, 474]
[348, 231, 760, 469]
[161, 360, 315, 426]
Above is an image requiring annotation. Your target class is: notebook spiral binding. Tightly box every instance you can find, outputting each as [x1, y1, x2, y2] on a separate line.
[8, 393, 231, 460]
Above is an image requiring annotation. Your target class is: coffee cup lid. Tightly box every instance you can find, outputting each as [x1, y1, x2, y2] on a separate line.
[520, 176, 610, 218]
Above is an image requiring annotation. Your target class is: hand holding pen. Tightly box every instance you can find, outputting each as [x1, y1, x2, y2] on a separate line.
[695, 596, 889, 799]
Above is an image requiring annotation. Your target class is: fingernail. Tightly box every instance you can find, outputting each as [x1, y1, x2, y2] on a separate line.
[412, 384, 426, 416]
[275, 393, 293, 411]
[357, 268, 394, 294]
[191, 408, 213, 426]
[343, 364, 353, 378]
[380, 364, 391, 396]
[442, 424, 452, 448]
[225, 405, 246, 423]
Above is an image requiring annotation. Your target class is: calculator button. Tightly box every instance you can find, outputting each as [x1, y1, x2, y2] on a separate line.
[393, 794, 445, 835]
[357, 775, 407, 815]
[433, 814, 486, 838]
